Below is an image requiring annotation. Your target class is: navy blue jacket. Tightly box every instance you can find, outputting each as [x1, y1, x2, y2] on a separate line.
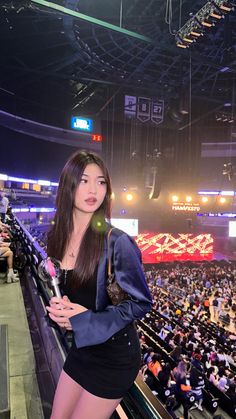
[70, 228, 152, 348]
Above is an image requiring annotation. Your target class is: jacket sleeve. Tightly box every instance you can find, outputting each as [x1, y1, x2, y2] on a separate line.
[70, 233, 152, 348]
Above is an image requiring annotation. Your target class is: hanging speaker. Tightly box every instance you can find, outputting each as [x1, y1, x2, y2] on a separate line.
[148, 168, 161, 200]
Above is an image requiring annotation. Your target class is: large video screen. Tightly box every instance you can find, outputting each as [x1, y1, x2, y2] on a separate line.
[111, 218, 138, 237]
[229, 221, 236, 237]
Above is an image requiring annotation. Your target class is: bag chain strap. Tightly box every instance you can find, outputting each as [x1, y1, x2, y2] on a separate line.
[107, 228, 115, 277]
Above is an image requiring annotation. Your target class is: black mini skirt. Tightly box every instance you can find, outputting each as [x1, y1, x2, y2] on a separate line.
[63, 322, 141, 399]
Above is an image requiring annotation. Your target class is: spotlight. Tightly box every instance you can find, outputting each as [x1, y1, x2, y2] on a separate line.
[126, 193, 133, 201]
[219, 3, 233, 11]
[202, 197, 209, 203]
[201, 20, 214, 27]
[186, 196, 192, 203]
[190, 30, 201, 37]
[210, 11, 222, 19]
[177, 43, 188, 49]
[216, 112, 234, 124]
[172, 195, 179, 202]
[183, 37, 194, 43]
[111, 192, 115, 200]
[219, 197, 226, 203]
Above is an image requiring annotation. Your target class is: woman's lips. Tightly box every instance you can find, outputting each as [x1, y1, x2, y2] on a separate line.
[85, 198, 97, 205]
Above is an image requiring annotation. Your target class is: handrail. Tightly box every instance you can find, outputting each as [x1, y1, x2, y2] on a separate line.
[132, 375, 172, 419]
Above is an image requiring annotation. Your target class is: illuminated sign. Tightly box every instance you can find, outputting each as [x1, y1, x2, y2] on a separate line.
[92, 134, 102, 142]
[71, 117, 93, 132]
[172, 202, 200, 212]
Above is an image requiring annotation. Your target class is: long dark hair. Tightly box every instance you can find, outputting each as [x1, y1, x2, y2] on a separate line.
[47, 150, 112, 286]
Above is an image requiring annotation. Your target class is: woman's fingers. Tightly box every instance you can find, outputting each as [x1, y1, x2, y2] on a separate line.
[46, 302, 87, 318]
[50, 297, 62, 304]
[46, 305, 75, 318]
[48, 312, 71, 328]
[59, 299, 75, 309]
[48, 312, 66, 324]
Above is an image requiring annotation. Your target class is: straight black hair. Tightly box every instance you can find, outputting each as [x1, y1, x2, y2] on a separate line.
[47, 150, 112, 287]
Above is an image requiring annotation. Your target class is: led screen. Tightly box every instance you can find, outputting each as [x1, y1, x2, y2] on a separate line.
[111, 218, 138, 236]
[229, 221, 236, 237]
[71, 117, 93, 132]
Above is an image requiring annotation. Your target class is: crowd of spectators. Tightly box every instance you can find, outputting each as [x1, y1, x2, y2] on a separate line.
[138, 263, 236, 416]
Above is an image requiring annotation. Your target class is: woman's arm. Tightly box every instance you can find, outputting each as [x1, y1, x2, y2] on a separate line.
[69, 233, 152, 348]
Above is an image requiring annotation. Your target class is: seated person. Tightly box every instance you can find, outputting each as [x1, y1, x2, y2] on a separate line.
[0, 191, 9, 222]
[0, 235, 19, 283]
[148, 354, 162, 377]
[158, 363, 172, 388]
[206, 367, 218, 386]
[217, 377, 228, 393]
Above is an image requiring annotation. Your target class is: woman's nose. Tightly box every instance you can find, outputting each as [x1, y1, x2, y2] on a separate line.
[88, 181, 97, 194]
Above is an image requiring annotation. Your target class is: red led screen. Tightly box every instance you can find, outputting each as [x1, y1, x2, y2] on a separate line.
[136, 232, 213, 263]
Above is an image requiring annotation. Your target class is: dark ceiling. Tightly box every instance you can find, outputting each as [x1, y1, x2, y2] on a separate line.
[0, 0, 236, 126]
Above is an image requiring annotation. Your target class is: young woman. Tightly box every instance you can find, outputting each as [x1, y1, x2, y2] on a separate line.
[46, 150, 152, 419]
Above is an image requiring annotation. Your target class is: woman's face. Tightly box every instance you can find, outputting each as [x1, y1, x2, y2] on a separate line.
[74, 163, 107, 214]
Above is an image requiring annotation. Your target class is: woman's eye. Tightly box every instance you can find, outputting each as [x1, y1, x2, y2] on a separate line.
[99, 180, 106, 185]
[80, 179, 87, 183]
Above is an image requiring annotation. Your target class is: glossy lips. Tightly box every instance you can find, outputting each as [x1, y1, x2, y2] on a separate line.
[85, 197, 97, 205]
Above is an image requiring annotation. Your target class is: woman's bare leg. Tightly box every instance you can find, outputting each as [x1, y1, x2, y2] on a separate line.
[70, 388, 122, 419]
[0, 248, 13, 268]
[50, 370, 83, 419]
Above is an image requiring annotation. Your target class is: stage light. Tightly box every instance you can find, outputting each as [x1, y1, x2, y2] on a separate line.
[177, 42, 188, 49]
[175, 0, 233, 49]
[126, 193, 133, 201]
[216, 112, 235, 123]
[219, 197, 226, 203]
[190, 30, 201, 37]
[183, 37, 194, 43]
[186, 196, 192, 203]
[210, 12, 222, 19]
[111, 192, 115, 200]
[219, 4, 232, 11]
[172, 195, 179, 202]
[202, 197, 209, 203]
[201, 20, 213, 27]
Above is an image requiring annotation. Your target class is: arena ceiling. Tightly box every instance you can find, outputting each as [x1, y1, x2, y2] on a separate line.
[0, 0, 236, 124]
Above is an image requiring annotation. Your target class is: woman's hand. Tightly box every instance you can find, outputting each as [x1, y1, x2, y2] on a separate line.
[46, 296, 88, 330]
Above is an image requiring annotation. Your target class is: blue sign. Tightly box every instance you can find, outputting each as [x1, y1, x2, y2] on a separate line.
[71, 117, 93, 132]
